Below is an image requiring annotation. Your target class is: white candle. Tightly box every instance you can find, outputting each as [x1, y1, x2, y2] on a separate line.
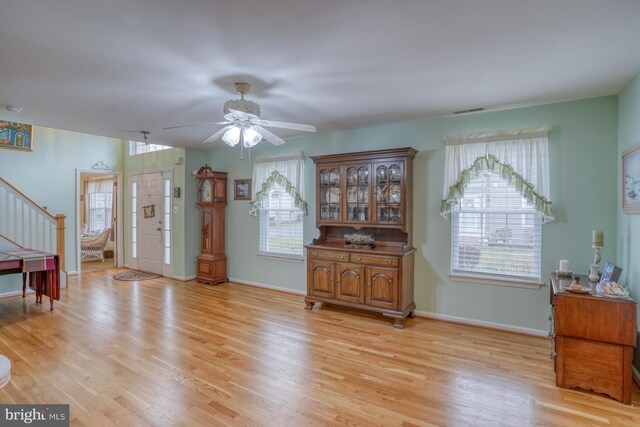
[592, 229, 604, 247]
[559, 260, 570, 272]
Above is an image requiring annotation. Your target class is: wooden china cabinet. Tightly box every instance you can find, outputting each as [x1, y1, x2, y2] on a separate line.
[305, 147, 417, 328]
[195, 165, 228, 285]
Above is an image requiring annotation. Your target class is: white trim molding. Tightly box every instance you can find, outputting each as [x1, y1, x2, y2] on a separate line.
[172, 275, 196, 282]
[228, 277, 306, 295]
[633, 366, 640, 389]
[227, 278, 547, 337]
[0, 289, 35, 300]
[449, 273, 543, 290]
[414, 309, 547, 337]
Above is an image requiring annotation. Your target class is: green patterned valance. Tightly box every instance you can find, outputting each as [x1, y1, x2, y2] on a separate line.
[249, 170, 308, 216]
[440, 154, 554, 223]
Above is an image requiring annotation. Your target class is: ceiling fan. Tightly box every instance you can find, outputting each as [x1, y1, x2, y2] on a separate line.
[164, 82, 316, 147]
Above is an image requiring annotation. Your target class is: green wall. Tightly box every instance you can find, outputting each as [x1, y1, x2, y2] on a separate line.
[208, 96, 619, 332]
[0, 127, 124, 274]
[617, 72, 640, 372]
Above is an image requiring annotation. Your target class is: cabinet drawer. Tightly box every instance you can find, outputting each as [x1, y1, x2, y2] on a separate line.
[350, 253, 399, 267]
[308, 249, 349, 262]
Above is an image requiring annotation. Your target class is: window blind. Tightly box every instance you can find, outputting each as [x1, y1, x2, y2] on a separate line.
[259, 183, 304, 257]
[451, 171, 541, 282]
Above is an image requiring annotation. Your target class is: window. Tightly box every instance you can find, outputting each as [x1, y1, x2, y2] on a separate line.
[163, 178, 171, 264]
[129, 140, 171, 155]
[88, 192, 113, 232]
[259, 183, 304, 258]
[131, 181, 137, 258]
[451, 171, 541, 283]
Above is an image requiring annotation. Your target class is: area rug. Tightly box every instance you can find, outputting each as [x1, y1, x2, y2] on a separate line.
[113, 271, 161, 281]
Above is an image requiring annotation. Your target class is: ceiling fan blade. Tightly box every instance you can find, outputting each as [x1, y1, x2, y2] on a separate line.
[252, 118, 316, 132]
[163, 121, 221, 130]
[255, 126, 286, 146]
[202, 126, 231, 143]
[216, 121, 232, 125]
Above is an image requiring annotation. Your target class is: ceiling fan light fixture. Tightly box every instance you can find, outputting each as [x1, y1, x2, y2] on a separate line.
[222, 126, 241, 146]
[242, 126, 262, 148]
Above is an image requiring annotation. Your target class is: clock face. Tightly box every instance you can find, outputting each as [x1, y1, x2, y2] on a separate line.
[202, 180, 213, 202]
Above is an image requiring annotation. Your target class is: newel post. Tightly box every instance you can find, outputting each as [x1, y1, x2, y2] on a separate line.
[55, 214, 66, 271]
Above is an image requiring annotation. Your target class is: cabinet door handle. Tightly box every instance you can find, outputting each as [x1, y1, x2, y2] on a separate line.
[339, 255, 345, 260]
[355, 257, 361, 262]
[385, 259, 391, 264]
[312, 252, 318, 257]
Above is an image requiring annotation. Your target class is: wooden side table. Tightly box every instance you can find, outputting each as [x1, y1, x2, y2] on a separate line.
[549, 273, 637, 404]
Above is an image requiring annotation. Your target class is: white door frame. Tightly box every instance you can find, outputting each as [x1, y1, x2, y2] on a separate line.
[127, 170, 173, 277]
[75, 169, 123, 275]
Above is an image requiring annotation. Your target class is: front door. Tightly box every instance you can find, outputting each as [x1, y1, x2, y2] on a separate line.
[136, 172, 164, 274]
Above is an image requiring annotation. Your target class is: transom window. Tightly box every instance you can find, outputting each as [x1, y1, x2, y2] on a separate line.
[129, 140, 171, 155]
[259, 183, 304, 258]
[451, 171, 542, 282]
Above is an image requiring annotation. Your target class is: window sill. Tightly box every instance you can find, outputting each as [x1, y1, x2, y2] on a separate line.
[449, 273, 543, 290]
[257, 253, 304, 263]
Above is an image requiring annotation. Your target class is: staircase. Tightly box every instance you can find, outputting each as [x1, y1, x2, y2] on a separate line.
[0, 177, 66, 297]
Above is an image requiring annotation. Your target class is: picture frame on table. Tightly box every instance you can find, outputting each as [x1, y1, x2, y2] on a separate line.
[599, 262, 622, 285]
[234, 179, 251, 200]
[0, 120, 34, 152]
[622, 143, 640, 214]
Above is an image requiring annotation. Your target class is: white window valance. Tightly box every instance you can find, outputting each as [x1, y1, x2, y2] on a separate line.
[249, 152, 307, 216]
[441, 127, 554, 223]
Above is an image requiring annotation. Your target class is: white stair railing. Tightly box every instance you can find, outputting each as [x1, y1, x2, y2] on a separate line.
[0, 177, 66, 270]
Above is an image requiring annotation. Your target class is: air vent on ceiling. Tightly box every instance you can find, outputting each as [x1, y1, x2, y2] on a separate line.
[453, 107, 484, 115]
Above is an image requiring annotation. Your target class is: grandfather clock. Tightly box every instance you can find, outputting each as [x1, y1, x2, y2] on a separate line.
[196, 165, 228, 285]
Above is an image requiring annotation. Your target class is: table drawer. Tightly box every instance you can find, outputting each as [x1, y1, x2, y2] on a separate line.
[308, 249, 349, 262]
[350, 253, 399, 268]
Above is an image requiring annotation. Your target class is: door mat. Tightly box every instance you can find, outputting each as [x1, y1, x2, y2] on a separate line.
[113, 271, 161, 281]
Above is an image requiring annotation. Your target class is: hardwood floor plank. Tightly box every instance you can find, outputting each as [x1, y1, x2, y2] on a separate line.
[0, 269, 639, 426]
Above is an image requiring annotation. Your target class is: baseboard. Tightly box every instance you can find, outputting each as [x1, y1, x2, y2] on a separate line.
[224, 279, 547, 337]
[633, 366, 640, 389]
[228, 277, 306, 295]
[66, 271, 78, 276]
[172, 275, 196, 282]
[414, 309, 547, 337]
[0, 289, 35, 300]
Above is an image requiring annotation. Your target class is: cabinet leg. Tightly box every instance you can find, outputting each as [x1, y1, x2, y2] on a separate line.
[305, 301, 315, 310]
[393, 317, 405, 329]
[408, 311, 416, 318]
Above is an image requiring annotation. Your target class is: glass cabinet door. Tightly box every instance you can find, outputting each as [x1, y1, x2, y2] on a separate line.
[374, 162, 403, 224]
[346, 165, 370, 223]
[319, 167, 341, 222]
[201, 210, 212, 253]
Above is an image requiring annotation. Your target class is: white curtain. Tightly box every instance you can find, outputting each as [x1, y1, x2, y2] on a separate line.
[86, 178, 114, 232]
[441, 127, 554, 222]
[250, 152, 307, 215]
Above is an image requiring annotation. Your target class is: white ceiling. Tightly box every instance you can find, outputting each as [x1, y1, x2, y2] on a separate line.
[1, 0, 639, 148]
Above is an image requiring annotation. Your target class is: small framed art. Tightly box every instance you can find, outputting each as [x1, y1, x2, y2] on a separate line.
[234, 179, 251, 200]
[623, 144, 640, 214]
[0, 120, 33, 152]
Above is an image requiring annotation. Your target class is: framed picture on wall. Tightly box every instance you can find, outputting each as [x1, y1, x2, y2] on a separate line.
[0, 120, 33, 152]
[234, 179, 251, 200]
[623, 143, 640, 214]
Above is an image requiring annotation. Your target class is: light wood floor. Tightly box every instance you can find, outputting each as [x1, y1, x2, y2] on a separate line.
[0, 269, 638, 426]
